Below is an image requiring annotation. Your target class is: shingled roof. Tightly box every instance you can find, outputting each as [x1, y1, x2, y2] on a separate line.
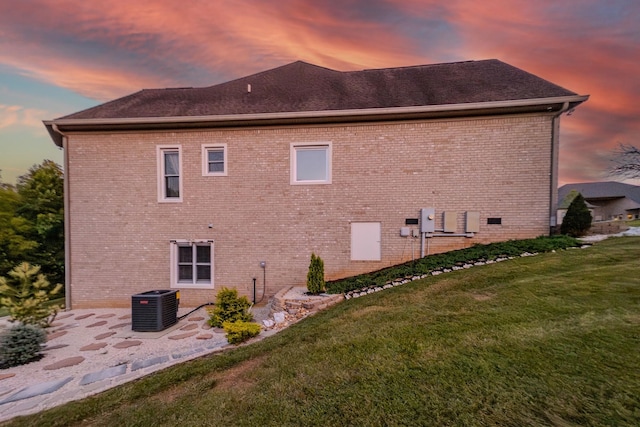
[60, 59, 582, 119]
[559, 182, 640, 204]
[45, 59, 588, 146]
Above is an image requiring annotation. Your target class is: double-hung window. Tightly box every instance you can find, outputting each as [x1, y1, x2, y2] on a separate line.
[170, 240, 214, 289]
[290, 143, 332, 184]
[157, 145, 182, 202]
[202, 144, 227, 176]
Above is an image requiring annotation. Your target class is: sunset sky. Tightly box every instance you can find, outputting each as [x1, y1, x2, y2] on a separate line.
[1, 0, 638, 185]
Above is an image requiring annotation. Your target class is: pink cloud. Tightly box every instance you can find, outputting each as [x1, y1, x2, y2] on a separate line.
[0, 1, 424, 100]
[1, 0, 637, 186]
[0, 105, 48, 130]
[393, 0, 640, 184]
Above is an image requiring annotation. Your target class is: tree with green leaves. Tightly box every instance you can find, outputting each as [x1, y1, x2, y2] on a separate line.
[306, 253, 325, 294]
[15, 160, 65, 285]
[561, 193, 592, 237]
[0, 185, 38, 275]
[0, 262, 62, 327]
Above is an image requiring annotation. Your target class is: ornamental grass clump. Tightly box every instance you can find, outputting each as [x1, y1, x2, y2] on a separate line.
[0, 323, 46, 369]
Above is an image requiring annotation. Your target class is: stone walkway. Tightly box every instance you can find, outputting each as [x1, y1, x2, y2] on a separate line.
[0, 288, 342, 422]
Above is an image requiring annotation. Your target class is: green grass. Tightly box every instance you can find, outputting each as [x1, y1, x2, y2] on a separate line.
[627, 219, 640, 227]
[4, 237, 640, 426]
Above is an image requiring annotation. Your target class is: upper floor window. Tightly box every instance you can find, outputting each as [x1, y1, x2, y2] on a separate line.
[290, 143, 332, 185]
[157, 145, 182, 202]
[202, 144, 227, 176]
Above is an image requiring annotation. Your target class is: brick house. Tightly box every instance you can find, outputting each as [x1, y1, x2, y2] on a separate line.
[44, 60, 588, 308]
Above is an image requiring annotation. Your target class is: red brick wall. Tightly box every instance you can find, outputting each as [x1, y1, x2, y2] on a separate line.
[65, 114, 555, 307]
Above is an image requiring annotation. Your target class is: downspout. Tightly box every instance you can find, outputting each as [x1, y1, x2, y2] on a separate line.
[52, 124, 72, 310]
[549, 102, 570, 235]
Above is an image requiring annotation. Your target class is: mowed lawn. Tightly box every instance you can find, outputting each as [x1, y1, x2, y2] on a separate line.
[5, 237, 640, 427]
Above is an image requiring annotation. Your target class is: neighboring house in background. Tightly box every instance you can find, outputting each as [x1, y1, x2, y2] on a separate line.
[44, 59, 588, 309]
[555, 189, 596, 225]
[558, 182, 640, 222]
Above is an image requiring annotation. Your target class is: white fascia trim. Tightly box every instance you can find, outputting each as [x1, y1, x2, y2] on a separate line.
[44, 95, 590, 127]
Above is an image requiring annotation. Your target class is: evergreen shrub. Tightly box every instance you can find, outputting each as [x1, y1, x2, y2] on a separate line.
[306, 253, 325, 294]
[0, 323, 46, 369]
[325, 235, 580, 294]
[561, 193, 592, 237]
[207, 287, 253, 328]
[0, 262, 62, 327]
[223, 320, 261, 345]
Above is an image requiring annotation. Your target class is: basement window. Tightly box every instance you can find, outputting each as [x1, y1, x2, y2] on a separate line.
[487, 218, 502, 225]
[170, 240, 214, 289]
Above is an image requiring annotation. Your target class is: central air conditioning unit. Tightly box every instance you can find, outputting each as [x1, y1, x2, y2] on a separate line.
[131, 289, 179, 332]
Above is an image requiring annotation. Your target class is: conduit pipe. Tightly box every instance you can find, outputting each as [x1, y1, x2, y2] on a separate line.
[421, 233, 475, 257]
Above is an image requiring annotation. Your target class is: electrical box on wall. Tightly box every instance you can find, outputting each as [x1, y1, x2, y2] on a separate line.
[420, 208, 435, 232]
[400, 227, 410, 237]
[466, 211, 480, 233]
[443, 211, 457, 233]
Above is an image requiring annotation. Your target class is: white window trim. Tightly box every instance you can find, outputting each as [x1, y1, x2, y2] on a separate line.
[290, 142, 332, 185]
[169, 239, 214, 289]
[201, 143, 228, 176]
[157, 145, 183, 203]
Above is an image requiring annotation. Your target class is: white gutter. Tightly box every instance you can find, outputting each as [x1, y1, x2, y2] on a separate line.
[549, 101, 571, 232]
[46, 95, 589, 127]
[51, 124, 72, 310]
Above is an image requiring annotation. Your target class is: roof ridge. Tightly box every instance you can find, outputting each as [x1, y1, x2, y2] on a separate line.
[358, 59, 492, 73]
[206, 60, 340, 89]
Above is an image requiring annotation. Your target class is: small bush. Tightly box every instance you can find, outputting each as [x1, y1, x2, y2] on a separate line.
[207, 287, 253, 328]
[223, 320, 262, 345]
[561, 193, 592, 237]
[0, 262, 62, 327]
[306, 253, 325, 294]
[0, 323, 47, 369]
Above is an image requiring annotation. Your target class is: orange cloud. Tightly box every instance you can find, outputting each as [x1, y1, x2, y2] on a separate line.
[1, 0, 637, 186]
[0, 104, 48, 129]
[406, 0, 640, 185]
[0, 0, 425, 100]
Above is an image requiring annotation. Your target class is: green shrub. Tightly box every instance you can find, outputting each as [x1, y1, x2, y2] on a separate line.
[223, 320, 261, 345]
[306, 253, 325, 294]
[0, 323, 46, 368]
[0, 262, 62, 327]
[326, 236, 580, 294]
[561, 193, 592, 237]
[207, 287, 253, 328]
